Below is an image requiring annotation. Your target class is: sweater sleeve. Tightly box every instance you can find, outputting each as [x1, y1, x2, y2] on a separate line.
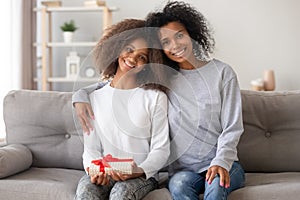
[210, 76, 244, 172]
[139, 92, 170, 179]
[82, 120, 103, 174]
[72, 82, 107, 106]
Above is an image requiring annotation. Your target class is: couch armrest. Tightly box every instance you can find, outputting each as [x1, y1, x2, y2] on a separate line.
[0, 144, 33, 178]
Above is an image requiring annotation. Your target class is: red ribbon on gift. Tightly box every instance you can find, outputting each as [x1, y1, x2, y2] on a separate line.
[91, 154, 133, 173]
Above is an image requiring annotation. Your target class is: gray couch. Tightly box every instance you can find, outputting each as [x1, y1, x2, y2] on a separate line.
[1, 89, 300, 200]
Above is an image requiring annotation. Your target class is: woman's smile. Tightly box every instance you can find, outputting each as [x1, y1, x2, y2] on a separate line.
[171, 47, 187, 57]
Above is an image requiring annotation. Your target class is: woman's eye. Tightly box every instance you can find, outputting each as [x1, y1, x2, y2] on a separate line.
[176, 32, 184, 39]
[161, 40, 169, 47]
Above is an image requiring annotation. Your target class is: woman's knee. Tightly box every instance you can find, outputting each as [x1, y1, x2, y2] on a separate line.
[169, 171, 197, 193]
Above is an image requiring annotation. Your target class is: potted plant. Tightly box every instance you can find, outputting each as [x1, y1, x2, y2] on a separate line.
[60, 20, 78, 43]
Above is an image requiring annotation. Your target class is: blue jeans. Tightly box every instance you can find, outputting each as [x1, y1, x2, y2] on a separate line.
[168, 161, 245, 200]
[75, 174, 158, 200]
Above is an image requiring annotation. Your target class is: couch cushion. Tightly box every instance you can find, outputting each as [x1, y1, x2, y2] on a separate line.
[239, 90, 300, 172]
[0, 167, 85, 200]
[0, 144, 32, 178]
[3, 90, 84, 170]
[228, 172, 300, 200]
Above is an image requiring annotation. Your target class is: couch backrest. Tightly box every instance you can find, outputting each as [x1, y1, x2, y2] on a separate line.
[4, 90, 300, 172]
[239, 90, 300, 172]
[3, 90, 84, 170]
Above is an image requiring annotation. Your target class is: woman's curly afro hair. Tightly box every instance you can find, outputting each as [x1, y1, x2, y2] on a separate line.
[145, 1, 215, 70]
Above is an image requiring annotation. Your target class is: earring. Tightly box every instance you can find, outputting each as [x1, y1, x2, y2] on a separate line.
[193, 48, 202, 60]
[193, 42, 210, 61]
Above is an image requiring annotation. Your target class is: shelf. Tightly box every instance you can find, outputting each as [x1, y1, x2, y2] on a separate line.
[34, 77, 99, 82]
[33, 42, 97, 47]
[34, 4, 117, 91]
[33, 6, 119, 12]
[49, 42, 97, 47]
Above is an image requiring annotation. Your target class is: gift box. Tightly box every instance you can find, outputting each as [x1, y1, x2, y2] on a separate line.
[89, 154, 133, 176]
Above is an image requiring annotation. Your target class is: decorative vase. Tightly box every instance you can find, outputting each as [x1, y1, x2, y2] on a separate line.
[263, 70, 275, 91]
[63, 31, 74, 43]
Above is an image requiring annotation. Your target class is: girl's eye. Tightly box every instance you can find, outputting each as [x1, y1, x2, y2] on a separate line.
[125, 46, 133, 53]
[139, 55, 148, 62]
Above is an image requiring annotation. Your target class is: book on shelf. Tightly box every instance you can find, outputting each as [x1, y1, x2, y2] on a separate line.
[84, 0, 106, 7]
[41, 0, 62, 7]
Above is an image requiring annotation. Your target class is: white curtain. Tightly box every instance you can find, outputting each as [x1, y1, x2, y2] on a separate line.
[0, 0, 36, 141]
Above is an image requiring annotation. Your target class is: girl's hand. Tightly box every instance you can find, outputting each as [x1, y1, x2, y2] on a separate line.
[206, 165, 230, 188]
[108, 162, 145, 181]
[87, 167, 110, 185]
[74, 102, 94, 134]
[90, 172, 110, 185]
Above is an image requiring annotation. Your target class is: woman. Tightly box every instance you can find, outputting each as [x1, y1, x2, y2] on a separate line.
[144, 2, 245, 200]
[73, 2, 245, 199]
[75, 19, 170, 200]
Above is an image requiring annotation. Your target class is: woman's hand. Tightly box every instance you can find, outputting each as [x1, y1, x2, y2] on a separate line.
[74, 102, 94, 134]
[206, 165, 230, 188]
[108, 162, 145, 181]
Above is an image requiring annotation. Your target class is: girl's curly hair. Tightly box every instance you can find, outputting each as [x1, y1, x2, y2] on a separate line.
[145, 1, 215, 71]
[93, 19, 166, 92]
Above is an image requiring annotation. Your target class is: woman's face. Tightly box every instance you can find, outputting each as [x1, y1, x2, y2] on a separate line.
[159, 21, 194, 66]
[117, 38, 149, 75]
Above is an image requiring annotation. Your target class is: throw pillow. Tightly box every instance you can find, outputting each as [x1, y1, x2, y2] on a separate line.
[0, 144, 32, 178]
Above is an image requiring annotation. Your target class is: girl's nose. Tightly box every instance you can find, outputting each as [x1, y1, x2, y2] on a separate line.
[127, 56, 136, 65]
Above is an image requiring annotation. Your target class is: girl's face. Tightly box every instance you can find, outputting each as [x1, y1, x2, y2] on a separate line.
[159, 21, 194, 66]
[117, 38, 149, 76]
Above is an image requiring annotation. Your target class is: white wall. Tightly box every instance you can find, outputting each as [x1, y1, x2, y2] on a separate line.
[51, 0, 300, 91]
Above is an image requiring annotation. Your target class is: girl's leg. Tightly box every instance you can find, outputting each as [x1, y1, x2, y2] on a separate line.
[109, 177, 158, 200]
[168, 171, 206, 200]
[75, 174, 115, 200]
[204, 161, 245, 200]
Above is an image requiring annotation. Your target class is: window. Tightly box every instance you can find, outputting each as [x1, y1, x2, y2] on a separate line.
[0, 1, 21, 140]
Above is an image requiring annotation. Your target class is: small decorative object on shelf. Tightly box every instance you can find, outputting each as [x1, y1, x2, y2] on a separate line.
[251, 78, 264, 91]
[263, 69, 276, 91]
[88, 154, 133, 176]
[41, 0, 62, 7]
[66, 51, 80, 79]
[80, 65, 97, 78]
[60, 20, 78, 43]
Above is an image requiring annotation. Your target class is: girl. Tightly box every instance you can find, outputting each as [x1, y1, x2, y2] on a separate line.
[75, 19, 170, 200]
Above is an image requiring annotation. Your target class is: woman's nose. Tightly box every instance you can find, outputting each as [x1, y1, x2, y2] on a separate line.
[169, 39, 179, 50]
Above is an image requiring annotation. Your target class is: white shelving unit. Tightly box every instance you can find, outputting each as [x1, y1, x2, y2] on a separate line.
[33, 6, 118, 91]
